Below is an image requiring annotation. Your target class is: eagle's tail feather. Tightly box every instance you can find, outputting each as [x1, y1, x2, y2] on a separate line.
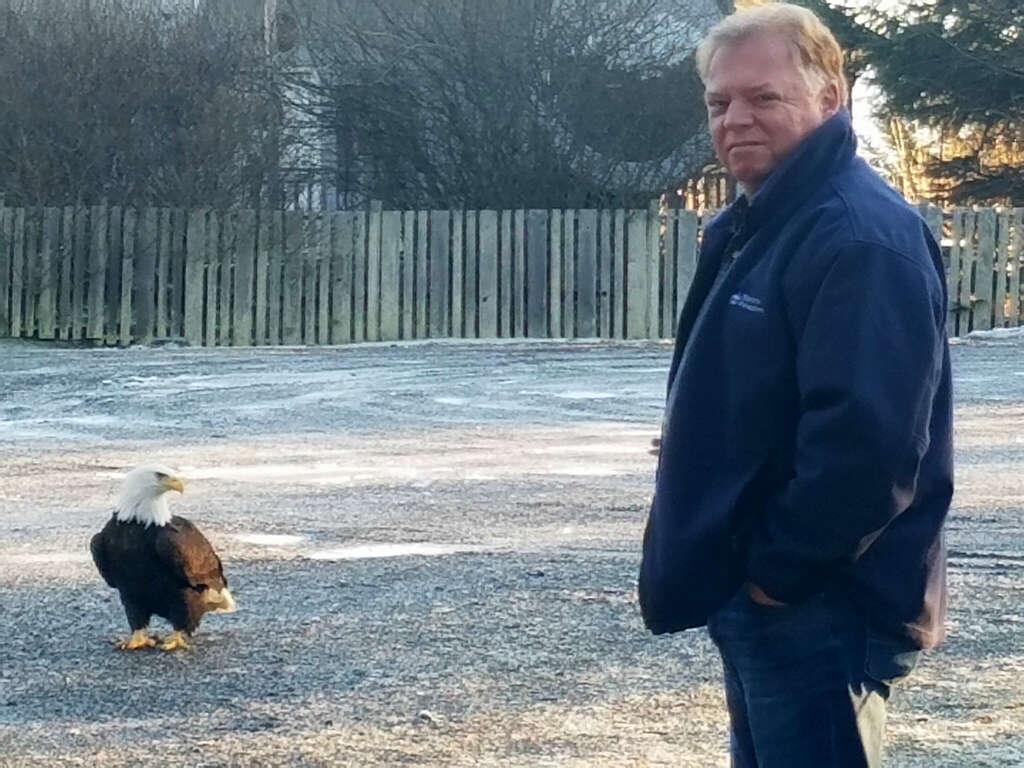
[205, 587, 237, 614]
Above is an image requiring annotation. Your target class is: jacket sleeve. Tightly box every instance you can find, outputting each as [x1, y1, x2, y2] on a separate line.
[745, 241, 946, 604]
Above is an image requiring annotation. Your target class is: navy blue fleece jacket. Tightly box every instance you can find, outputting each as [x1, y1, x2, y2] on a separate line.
[639, 110, 953, 649]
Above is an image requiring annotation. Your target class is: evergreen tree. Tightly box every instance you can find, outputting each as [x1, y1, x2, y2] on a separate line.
[801, 0, 1023, 204]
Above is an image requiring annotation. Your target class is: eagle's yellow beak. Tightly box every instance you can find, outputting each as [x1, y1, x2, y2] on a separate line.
[162, 475, 186, 494]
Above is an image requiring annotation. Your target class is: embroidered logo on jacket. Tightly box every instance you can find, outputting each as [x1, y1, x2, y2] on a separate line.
[729, 292, 765, 313]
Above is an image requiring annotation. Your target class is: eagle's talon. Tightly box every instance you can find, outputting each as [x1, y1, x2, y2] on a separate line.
[115, 630, 157, 650]
[158, 631, 189, 651]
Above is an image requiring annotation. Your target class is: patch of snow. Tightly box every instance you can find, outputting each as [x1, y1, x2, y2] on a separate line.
[434, 397, 468, 406]
[233, 533, 306, 546]
[968, 327, 1024, 340]
[7, 552, 92, 564]
[305, 542, 492, 560]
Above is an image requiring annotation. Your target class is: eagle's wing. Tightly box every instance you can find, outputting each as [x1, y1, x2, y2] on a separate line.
[89, 529, 118, 588]
[153, 516, 227, 591]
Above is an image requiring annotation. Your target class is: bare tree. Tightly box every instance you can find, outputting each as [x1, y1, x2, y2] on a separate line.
[0, 0, 288, 207]
[300, 0, 721, 209]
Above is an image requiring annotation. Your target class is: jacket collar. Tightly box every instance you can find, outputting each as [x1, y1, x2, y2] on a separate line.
[710, 109, 858, 238]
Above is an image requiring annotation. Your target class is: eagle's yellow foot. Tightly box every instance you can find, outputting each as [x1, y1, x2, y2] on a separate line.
[159, 631, 189, 652]
[115, 630, 157, 651]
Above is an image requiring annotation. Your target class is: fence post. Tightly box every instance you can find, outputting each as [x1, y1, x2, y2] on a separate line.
[974, 208, 996, 331]
[625, 208, 648, 339]
[183, 209, 206, 347]
[526, 209, 548, 337]
[0, 208, 11, 337]
[366, 200, 383, 341]
[86, 203, 108, 341]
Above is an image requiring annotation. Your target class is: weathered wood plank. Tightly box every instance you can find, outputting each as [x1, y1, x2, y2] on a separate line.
[576, 209, 598, 338]
[352, 211, 367, 342]
[415, 211, 428, 339]
[513, 209, 525, 337]
[429, 210, 450, 338]
[59, 207, 74, 340]
[958, 210, 977, 334]
[401, 210, 415, 340]
[170, 208, 187, 337]
[317, 213, 331, 345]
[70, 207, 89, 340]
[920, 203, 944, 245]
[86, 205, 108, 340]
[37, 208, 59, 340]
[478, 210, 498, 338]
[233, 209, 256, 346]
[9, 209, 25, 338]
[331, 212, 353, 344]
[974, 208, 996, 331]
[155, 209, 171, 338]
[660, 211, 676, 338]
[218, 212, 234, 346]
[282, 211, 304, 345]
[674, 210, 699, 334]
[499, 210, 513, 336]
[626, 209, 648, 339]
[22, 210, 39, 337]
[184, 209, 207, 346]
[267, 210, 284, 345]
[1007, 210, 1023, 327]
[549, 210, 562, 338]
[562, 210, 575, 338]
[463, 211, 477, 338]
[613, 209, 625, 339]
[450, 211, 464, 337]
[524, 209, 547, 337]
[204, 212, 219, 348]
[599, 210, 613, 338]
[119, 208, 135, 346]
[647, 201, 661, 339]
[994, 210, 1010, 328]
[19, 208, 37, 337]
[365, 201, 382, 342]
[103, 207, 123, 344]
[946, 209, 964, 336]
[133, 208, 157, 344]
[303, 216, 316, 345]
[380, 210, 401, 341]
[0, 208, 12, 337]
[254, 212, 270, 345]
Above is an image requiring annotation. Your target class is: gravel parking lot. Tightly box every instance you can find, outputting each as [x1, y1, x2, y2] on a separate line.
[1, 334, 1022, 766]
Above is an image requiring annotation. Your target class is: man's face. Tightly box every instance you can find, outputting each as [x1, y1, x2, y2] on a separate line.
[704, 32, 840, 194]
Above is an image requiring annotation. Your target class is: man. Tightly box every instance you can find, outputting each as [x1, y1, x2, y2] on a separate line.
[638, 4, 953, 767]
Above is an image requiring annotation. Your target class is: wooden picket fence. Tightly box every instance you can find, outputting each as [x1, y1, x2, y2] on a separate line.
[0, 203, 1020, 346]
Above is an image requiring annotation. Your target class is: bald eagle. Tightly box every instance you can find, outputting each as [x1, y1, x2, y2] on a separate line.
[90, 466, 236, 651]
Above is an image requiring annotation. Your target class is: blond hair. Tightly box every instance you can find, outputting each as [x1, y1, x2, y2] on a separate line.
[696, 3, 848, 105]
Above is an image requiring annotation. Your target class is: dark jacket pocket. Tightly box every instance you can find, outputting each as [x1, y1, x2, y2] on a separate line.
[639, 459, 767, 635]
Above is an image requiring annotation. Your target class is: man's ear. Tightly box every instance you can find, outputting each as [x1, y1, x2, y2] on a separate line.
[820, 80, 843, 118]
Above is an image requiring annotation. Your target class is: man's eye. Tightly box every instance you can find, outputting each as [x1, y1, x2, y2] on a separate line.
[756, 93, 780, 103]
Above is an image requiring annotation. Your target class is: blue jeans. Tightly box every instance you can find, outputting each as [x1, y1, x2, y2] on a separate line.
[707, 586, 918, 767]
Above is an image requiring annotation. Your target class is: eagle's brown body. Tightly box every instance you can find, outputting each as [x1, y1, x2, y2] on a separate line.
[91, 513, 234, 641]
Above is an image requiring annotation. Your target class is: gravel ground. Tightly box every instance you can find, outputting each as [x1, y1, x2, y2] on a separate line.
[1, 335, 1023, 767]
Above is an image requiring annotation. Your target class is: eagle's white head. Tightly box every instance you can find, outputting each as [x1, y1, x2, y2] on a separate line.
[115, 465, 185, 527]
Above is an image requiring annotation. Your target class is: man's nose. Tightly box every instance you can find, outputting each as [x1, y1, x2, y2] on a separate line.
[723, 99, 754, 127]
